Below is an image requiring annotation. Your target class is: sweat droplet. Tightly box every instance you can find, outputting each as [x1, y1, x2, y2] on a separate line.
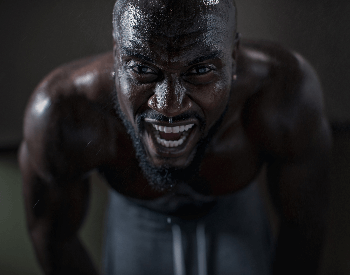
[167, 217, 172, 224]
[203, 0, 219, 5]
[33, 200, 40, 209]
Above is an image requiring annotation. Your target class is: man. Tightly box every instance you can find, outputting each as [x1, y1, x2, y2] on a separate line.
[19, 0, 331, 274]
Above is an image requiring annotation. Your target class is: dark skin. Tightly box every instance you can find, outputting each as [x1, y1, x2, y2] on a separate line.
[19, 1, 331, 274]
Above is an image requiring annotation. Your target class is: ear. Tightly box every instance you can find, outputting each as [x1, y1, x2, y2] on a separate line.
[232, 32, 241, 77]
[232, 32, 241, 61]
[113, 40, 117, 56]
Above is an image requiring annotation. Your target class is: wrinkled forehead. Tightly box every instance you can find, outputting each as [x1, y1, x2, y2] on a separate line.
[113, 0, 236, 58]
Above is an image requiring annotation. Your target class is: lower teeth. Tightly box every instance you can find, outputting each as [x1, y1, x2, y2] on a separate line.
[157, 136, 186, 148]
[154, 131, 188, 148]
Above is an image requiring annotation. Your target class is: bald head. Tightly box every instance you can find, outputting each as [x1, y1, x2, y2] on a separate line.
[112, 0, 237, 46]
[111, 0, 240, 177]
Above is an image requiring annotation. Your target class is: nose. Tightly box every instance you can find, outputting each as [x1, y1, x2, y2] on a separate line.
[148, 77, 192, 118]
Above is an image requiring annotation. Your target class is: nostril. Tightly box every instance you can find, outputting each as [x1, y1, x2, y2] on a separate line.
[148, 93, 192, 117]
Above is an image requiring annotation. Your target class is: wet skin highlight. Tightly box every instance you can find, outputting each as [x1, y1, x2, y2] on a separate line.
[113, 0, 238, 170]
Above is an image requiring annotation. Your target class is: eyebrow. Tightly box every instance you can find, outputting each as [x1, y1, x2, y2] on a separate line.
[188, 51, 222, 66]
[121, 47, 222, 66]
[121, 47, 155, 63]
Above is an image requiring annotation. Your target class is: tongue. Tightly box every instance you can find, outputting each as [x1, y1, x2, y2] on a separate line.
[160, 132, 182, 140]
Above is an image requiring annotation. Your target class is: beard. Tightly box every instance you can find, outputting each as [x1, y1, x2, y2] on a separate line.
[113, 85, 228, 191]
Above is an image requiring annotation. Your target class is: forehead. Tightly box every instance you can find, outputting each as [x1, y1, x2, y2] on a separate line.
[114, 2, 235, 62]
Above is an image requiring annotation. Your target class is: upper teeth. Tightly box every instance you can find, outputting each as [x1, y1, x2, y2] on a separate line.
[153, 124, 194, 133]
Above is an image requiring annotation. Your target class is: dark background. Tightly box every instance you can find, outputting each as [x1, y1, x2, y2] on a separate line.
[0, 0, 349, 274]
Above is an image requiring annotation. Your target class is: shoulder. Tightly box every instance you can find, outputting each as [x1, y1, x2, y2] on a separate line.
[239, 40, 331, 159]
[35, 51, 115, 101]
[22, 52, 118, 180]
[238, 39, 307, 86]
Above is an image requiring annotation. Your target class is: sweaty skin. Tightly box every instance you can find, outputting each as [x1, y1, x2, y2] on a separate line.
[19, 0, 331, 274]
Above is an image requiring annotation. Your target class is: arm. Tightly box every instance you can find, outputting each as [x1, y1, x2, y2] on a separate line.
[19, 142, 98, 275]
[18, 74, 108, 274]
[244, 49, 332, 274]
[263, 57, 331, 274]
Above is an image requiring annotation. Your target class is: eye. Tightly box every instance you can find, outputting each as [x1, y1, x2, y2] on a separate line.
[132, 65, 156, 74]
[127, 62, 159, 83]
[183, 65, 216, 85]
[188, 65, 213, 75]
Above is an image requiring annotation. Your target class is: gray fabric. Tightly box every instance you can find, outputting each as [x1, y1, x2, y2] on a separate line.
[103, 182, 274, 275]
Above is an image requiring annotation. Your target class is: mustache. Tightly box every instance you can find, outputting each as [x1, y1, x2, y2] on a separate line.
[138, 110, 205, 125]
[136, 110, 206, 133]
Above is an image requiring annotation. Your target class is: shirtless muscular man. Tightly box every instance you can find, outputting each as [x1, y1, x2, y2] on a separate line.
[19, 0, 331, 274]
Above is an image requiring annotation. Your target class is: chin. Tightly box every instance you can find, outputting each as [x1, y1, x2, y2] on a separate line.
[145, 144, 198, 169]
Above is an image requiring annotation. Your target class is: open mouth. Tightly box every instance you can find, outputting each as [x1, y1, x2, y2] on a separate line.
[153, 124, 194, 148]
[143, 118, 200, 158]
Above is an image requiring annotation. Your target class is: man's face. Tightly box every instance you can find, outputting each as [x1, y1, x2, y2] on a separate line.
[114, 1, 236, 173]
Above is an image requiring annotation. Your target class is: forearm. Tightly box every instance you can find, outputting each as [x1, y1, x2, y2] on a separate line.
[267, 147, 330, 274]
[31, 229, 98, 275]
[24, 181, 98, 275]
[272, 220, 325, 275]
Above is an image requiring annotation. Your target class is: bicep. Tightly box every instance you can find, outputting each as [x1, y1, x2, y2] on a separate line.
[19, 141, 91, 240]
[266, 116, 331, 227]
